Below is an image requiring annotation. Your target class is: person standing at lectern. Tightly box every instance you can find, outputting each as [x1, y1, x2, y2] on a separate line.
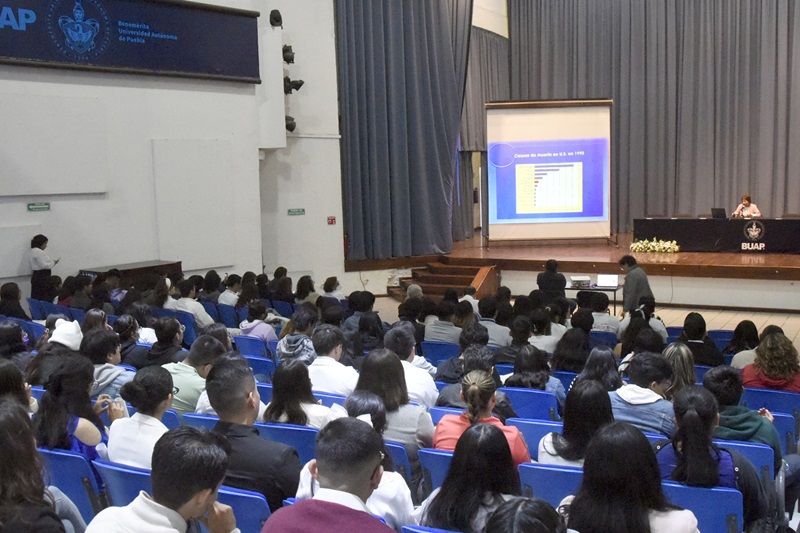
[732, 194, 761, 218]
[618, 255, 653, 317]
[29, 234, 59, 301]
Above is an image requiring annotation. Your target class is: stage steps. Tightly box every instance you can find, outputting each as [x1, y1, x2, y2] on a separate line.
[387, 258, 499, 302]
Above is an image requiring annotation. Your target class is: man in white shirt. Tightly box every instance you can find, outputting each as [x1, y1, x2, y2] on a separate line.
[86, 426, 240, 533]
[162, 335, 226, 416]
[458, 286, 480, 316]
[589, 292, 620, 335]
[175, 280, 216, 329]
[217, 274, 242, 307]
[477, 296, 512, 348]
[385, 324, 438, 409]
[308, 325, 359, 397]
[261, 418, 394, 533]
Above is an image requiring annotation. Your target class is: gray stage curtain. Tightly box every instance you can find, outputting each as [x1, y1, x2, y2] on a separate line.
[336, 0, 473, 260]
[461, 27, 511, 152]
[452, 151, 475, 241]
[509, 0, 800, 231]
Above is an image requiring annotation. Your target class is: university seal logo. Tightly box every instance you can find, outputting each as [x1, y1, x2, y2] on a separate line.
[46, 0, 110, 61]
[744, 221, 765, 241]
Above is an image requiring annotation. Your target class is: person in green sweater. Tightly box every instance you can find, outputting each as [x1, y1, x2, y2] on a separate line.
[703, 365, 800, 515]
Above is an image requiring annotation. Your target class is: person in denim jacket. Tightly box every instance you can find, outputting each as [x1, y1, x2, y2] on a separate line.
[609, 352, 675, 437]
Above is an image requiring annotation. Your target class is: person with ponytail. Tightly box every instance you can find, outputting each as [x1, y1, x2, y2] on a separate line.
[653, 386, 767, 529]
[433, 370, 530, 465]
[107, 366, 174, 469]
[34, 356, 124, 468]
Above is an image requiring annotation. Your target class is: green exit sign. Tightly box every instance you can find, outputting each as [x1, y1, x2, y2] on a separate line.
[287, 208, 305, 216]
[27, 202, 50, 212]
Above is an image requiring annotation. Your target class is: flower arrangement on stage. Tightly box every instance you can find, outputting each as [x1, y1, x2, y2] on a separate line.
[630, 238, 680, 253]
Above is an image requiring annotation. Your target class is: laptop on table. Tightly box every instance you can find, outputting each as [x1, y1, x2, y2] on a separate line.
[595, 274, 619, 289]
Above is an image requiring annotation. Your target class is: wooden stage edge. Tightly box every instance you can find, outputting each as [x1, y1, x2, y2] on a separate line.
[344, 233, 800, 282]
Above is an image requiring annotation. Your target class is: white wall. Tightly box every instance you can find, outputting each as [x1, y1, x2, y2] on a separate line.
[0, 0, 281, 299]
[473, 0, 508, 37]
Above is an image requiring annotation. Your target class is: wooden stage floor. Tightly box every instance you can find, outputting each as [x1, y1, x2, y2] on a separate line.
[347, 233, 800, 281]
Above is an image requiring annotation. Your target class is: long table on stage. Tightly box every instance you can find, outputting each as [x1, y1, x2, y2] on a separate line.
[633, 218, 799, 253]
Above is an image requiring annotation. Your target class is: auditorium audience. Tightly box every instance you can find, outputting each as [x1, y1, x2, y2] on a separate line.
[272, 276, 295, 304]
[485, 497, 566, 533]
[383, 326, 438, 409]
[89, 284, 115, 315]
[547, 300, 569, 339]
[723, 319, 759, 355]
[136, 317, 184, 369]
[589, 292, 619, 334]
[112, 315, 149, 367]
[234, 278, 259, 310]
[69, 275, 93, 311]
[418, 423, 521, 532]
[436, 345, 516, 423]
[394, 298, 426, 355]
[458, 286, 480, 315]
[198, 269, 222, 303]
[661, 342, 696, 400]
[267, 266, 288, 295]
[433, 370, 530, 466]
[307, 325, 359, 396]
[653, 386, 766, 529]
[618, 295, 668, 341]
[568, 308, 594, 334]
[175, 279, 215, 330]
[25, 318, 83, 386]
[147, 276, 177, 310]
[528, 308, 560, 353]
[217, 274, 242, 307]
[453, 300, 476, 329]
[420, 297, 438, 325]
[538, 380, 613, 467]
[0, 282, 31, 320]
[423, 300, 462, 345]
[742, 332, 800, 393]
[678, 312, 724, 366]
[202, 323, 233, 351]
[504, 345, 566, 410]
[511, 295, 534, 320]
[256, 273, 271, 300]
[57, 276, 77, 307]
[609, 353, 676, 437]
[35, 357, 124, 466]
[127, 302, 157, 345]
[493, 316, 532, 364]
[477, 297, 512, 348]
[207, 355, 301, 511]
[561, 422, 698, 532]
[0, 320, 36, 373]
[550, 329, 590, 374]
[194, 353, 267, 419]
[83, 329, 134, 399]
[262, 418, 395, 533]
[405, 284, 423, 301]
[355, 312, 386, 355]
[435, 322, 490, 384]
[495, 301, 514, 328]
[162, 334, 226, 417]
[619, 326, 666, 374]
[237, 299, 278, 343]
[0, 359, 37, 413]
[322, 276, 346, 301]
[355, 348, 434, 499]
[277, 305, 317, 364]
[704, 365, 800, 514]
[294, 275, 321, 306]
[294, 391, 414, 530]
[87, 427, 238, 533]
[731, 324, 784, 369]
[572, 346, 623, 391]
[107, 366, 173, 469]
[618, 316, 651, 361]
[0, 398, 87, 533]
[263, 360, 331, 429]
[81, 308, 109, 335]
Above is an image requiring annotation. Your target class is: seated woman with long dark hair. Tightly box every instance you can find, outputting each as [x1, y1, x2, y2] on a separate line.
[653, 386, 767, 529]
[503, 345, 566, 410]
[549, 328, 590, 373]
[0, 398, 86, 533]
[0, 320, 35, 374]
[434, 369, 530, 466]
[571, 346, 623, 391]
[263, 360, 331, 429]
[538, 380, 613, 467]
[295, 391, 414, 530]
[563, 422, 698, 532]
[486, 497, 566, 533]
[34, 356, 124, 466]
[0, 358, 38, 414]
[723, 320, 759, 355]
[418, 423, 521, 532]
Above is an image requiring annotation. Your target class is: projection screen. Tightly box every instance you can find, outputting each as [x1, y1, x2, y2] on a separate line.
[485, 100, 612, 241]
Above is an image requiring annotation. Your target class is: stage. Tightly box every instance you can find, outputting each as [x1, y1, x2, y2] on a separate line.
[347, 233, 800, 312]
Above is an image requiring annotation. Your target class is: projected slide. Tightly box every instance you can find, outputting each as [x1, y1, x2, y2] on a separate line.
[488, 138, 608, 225]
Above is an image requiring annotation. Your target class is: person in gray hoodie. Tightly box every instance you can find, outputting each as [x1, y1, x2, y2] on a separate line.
[277, 305, 317, 365]
[83, 329, 134, 399]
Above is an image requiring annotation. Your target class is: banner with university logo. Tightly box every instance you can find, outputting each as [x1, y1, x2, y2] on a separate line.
[0, 0, 260, 82]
